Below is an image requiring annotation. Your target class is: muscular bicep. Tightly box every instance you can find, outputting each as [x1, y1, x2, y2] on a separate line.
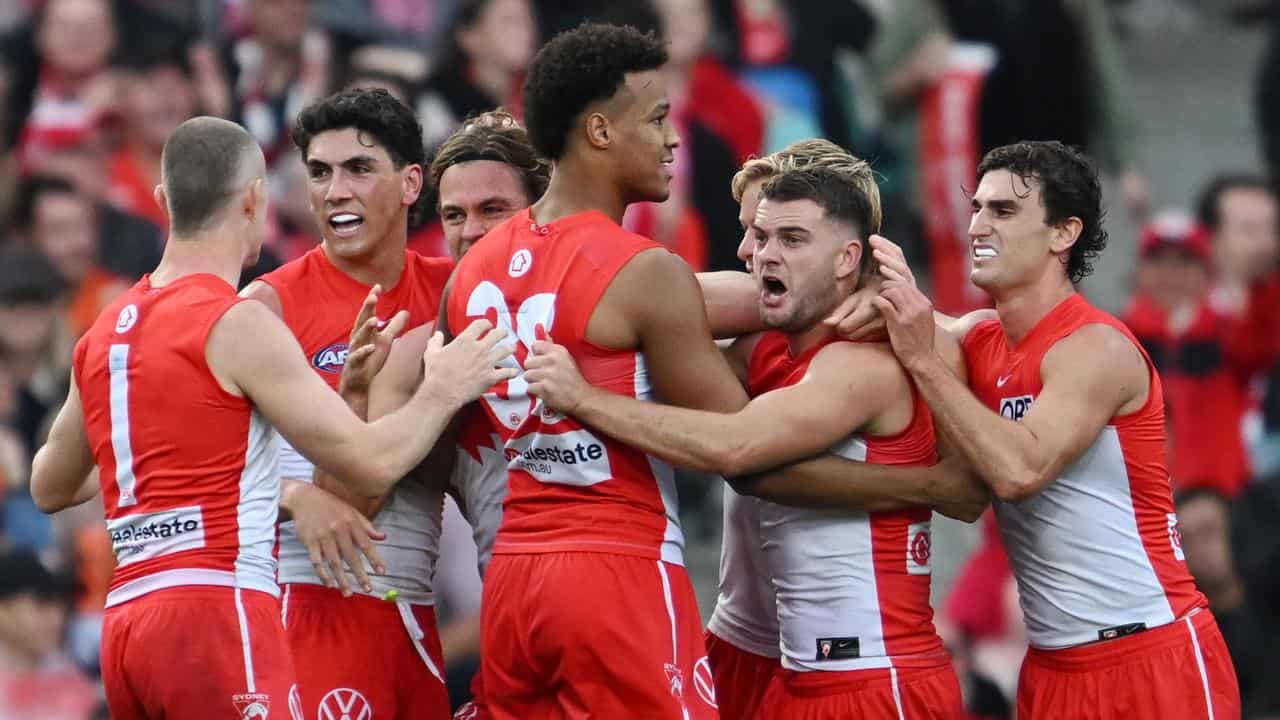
[609, 250, 748, 412]
[1017, 324, 1150, 484]
[696, 271, 763, 339]
[210, 301, 365, 468]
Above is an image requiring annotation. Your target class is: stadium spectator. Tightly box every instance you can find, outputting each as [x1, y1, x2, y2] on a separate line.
[16, 175, 127, 339]
[419, 0, 538, 148]
[1, 0, 119, 171]
[106, 47, 199, 231]
[0, 250, 66, 466]
[623, 0, 764, 272]
[1174, 487, 1269, 705]
[0, 550, 101, 720]
[1122, 211, 1254, 496]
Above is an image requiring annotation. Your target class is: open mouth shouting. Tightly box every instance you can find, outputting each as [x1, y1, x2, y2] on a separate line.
[760, 272, 788, 307]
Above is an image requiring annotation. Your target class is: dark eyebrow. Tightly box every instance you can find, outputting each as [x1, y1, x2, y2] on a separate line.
[974, 197, 1019, 213]
[776, 225, 811, 237]
[651, 101, 671, 117]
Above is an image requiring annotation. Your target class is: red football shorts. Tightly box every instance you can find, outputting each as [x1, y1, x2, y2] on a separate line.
[1017, 609, 1240, 720]
[282, 583, 450, 720]
[453, 670, 491, 719]
[101, 586, 300, 720]
[481, 552, 719, 719]
[759, 663, 963, 719]
[704, 630, 778, 720]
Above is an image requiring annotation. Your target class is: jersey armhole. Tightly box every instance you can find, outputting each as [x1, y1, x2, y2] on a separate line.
[198, 296, 256, 405]
[572, 243, 665, 346]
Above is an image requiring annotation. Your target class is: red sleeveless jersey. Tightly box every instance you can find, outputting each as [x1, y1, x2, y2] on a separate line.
[446, 208, 685, 564]
[256, 246, 453, 389]
[963, 293, 1206, 649]
[256, 247, 453, 604]
[74, 274, 280, 607]
[748, 332, 945, 671]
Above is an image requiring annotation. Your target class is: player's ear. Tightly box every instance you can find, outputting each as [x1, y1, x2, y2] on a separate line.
[402, 163, 424, 207]
[585, 111, 611, 150]
[835, 235, 863, 282]
[153, 184, 169, 222]
[245, 177, 267, 220]
[1050, 216, 1084, 255]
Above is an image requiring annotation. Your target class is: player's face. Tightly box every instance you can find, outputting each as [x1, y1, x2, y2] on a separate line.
[611, 70, 679, 204]
[438, 160, 531, 260]
[736, 178, 765, 271]
[305, 128, 421, 261]
[752, 197, 846, 332]
[968, 169, 1066, 294]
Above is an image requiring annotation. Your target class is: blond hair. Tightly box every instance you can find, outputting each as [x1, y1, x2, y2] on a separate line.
[730, 138, 881, 233]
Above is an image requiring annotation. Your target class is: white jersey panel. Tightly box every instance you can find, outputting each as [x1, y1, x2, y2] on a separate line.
[235, 410, 281, 591]
[994, 426, 1177, 649]
[275, 438, 442, 605]
[449, 432, 509, 578]
[760, 436, 893, 671]
[707, 486, 780, 658]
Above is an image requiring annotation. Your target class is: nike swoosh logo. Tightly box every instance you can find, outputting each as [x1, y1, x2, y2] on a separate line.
[997, 375, 1012, 387]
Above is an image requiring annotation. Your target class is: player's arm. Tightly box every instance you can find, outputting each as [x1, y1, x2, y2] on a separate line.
[529, 341, 900, 477]
[30, 379, 100, 513]
[737, 324, 990, 523]
[879, 278, 1147, 501]
[209, 300, 513, 499]
[696, 271, 763, 339]
[602, 249, 751, 412]
[313, 321, 436, 518]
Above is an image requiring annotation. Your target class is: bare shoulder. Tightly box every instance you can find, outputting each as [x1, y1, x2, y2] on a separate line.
[811, 341, 909, 393]
[592, 248, 697, 347]
[1043, 323, 1148, 410]
[941, 308, 998, 342]
[239, 279, 283, 317]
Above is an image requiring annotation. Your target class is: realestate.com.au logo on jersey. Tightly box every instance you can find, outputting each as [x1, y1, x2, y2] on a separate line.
[108, 506, 207, 566]
[505, 429, 614, 486]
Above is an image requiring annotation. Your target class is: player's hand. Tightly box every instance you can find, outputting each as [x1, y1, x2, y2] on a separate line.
[420, 320, 518, 409]
[871, 236, 936, 370]
[288, 481, 387, 596]
[525, 328, 593, 415]
[339, 285, 409, 396]
[823, 282, 887, 341]
[926, 454, 991, 523]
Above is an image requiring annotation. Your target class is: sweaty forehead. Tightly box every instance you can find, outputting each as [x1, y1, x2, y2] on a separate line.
[438, 160, 529, 207]
[307, 128, 393, 164]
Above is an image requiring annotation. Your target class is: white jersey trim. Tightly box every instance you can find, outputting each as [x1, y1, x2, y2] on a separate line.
[105, 568, 280, 608]
[397, 600, 446, 685]
[890, 666, 905, 720]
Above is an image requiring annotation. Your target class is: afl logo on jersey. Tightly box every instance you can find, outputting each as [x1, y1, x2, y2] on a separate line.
[508, 249, 533, 277]
[115, 304, 138, 334]
[311, 342, 349, 374]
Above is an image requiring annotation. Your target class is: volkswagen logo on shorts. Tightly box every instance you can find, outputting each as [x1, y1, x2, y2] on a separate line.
[318, 688, 372, 720]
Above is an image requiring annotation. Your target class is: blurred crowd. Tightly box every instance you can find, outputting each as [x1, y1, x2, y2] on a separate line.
[0, 1, 1278, 718]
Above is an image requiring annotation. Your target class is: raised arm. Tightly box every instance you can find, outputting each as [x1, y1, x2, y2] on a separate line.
[30, 379, 99, 513]
[528, 341, 903, 477]
[208, 300, 514, 498]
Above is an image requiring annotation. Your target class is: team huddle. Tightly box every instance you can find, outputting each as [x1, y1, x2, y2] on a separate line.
[29, 21, 1241, 720]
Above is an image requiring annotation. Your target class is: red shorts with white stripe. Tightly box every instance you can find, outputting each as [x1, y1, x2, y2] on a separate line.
[1017, 609, 1239, 720]
[453, 671, 491, 719]
[282, 583, 450, 720]
[704, 630, 778, 720]
[759, 663, 963, 720]
[101, 586, 301, 720]
[481, 552, 719, 719]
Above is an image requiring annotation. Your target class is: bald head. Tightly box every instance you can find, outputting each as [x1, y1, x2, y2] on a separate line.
[161, 117, 264, 237]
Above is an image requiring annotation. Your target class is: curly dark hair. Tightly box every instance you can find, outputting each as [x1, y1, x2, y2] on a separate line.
[428, 110, 550, 204]
[977, 141, 1107, 284]
[522, 22, 667, 160]
[291, 88, 425, 169]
